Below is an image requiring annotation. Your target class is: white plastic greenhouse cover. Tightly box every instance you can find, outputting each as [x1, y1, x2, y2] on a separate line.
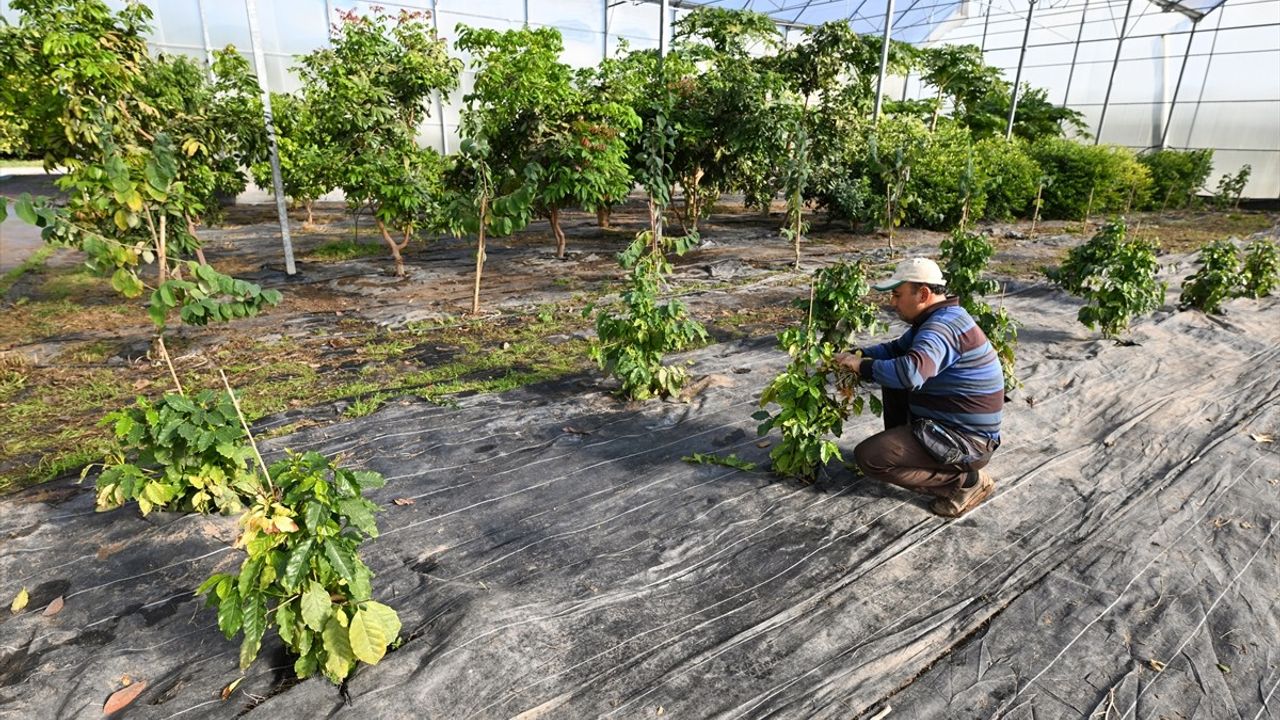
[1, 0, 1276, 197]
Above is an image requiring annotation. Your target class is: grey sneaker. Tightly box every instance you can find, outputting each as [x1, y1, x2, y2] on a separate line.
[930, 470, 995, 518]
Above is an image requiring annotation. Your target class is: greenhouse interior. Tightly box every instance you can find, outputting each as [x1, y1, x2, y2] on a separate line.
[1, 0, 1278, 718]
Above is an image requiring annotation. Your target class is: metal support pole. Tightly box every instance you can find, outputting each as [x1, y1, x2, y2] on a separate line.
[1094, 0, 1136, 145]
[1185, 10, 1223, 148]
[872, 0, 896, 125]
[980, 0, 992, 52]
[1160, 18, 1199, 148]
[245, 0, 296, 275]
[431, 0, 448, 154]
[323, 0, 335, 40]
[1062, 0, 1090, 105]
[1005, 0, 1036, 140]
[659, 0, 671, 58]
[195, 0, 215, 80]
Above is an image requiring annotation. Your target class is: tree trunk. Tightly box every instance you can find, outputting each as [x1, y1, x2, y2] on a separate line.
[472, 197, 489, 315]
[792, 201, 802, 270]
[929, 87, 944, 132]
[1031, 181, 1044, 233]
[375, 217, 406, 277]
[157, 213, 168, 285]
[306, 201, 314, 226]
[648, 198, 662, 254]
[683, 166, 705, 233]
[550, 205, 567, 258]
[596, 205, 610, 229]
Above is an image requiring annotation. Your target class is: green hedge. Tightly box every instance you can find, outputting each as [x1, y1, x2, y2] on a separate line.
[1030, 138, 1152, 220]
[1138, 148, 1213, 210]
[975, 136, 1041, 221]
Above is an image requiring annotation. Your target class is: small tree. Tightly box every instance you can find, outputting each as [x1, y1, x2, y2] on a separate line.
[779, 118, 811, 269]
[441, 137, 540, 314]
[250, 91, 337, 226]
[1050, 220, 1166, 339]
[297, 8, 461, 276]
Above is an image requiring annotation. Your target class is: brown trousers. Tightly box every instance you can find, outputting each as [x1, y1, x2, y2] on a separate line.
[853, 388, 997, 498]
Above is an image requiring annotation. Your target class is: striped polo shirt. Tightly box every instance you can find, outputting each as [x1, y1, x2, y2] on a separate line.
[858, 298, 1004, 440]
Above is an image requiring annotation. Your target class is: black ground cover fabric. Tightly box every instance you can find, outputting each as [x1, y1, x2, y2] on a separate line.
[1, 256, 1277, 719]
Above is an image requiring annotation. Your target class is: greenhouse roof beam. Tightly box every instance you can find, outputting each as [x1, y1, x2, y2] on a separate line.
[1149, 0, 1225, 21]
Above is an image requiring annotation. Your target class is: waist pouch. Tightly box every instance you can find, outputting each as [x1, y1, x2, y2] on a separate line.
[911, 418, 994, 466]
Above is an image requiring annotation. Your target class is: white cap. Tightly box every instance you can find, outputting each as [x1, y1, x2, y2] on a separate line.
[872, 257, 945, 291]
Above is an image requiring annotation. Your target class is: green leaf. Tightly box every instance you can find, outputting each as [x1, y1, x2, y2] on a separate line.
[336, 498, 378, 537]
[323, 540, 357, 584]
[239, 593, 267, 669]
[300, 581, 332, 632]
[282, 539, 314, 592]
[217, 588, 243, 639]
[14, 196, 37, 225]
[277, 601, 298, 647]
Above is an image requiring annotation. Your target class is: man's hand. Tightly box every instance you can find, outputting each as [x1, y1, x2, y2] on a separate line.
[832, 351, 863, 375]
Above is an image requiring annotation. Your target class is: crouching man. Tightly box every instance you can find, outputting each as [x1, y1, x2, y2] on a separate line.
[833, 258, 1004, 518]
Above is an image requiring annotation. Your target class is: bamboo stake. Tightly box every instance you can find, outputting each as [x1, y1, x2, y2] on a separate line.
[218, 367, 273, 490]
[156, 335, 184, 396]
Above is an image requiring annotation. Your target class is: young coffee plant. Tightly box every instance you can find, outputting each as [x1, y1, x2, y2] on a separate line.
[92, 390, 262, 515]
[198, 451, 399, 683]
[758, 264, 883, 482]
[1179, 239, 1241, 314]
[779, 119, 811, 269]
[1212, 164, 1251, 210]
[591, 232, 707, 400]
[940, 229, 1020, 390]
[1050, 220, 1166, 339]
[795, 260, 881, 347]
[1241, 238, 1279, 298]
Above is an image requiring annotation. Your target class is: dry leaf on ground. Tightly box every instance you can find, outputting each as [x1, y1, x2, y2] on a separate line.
[42, 595, 64, 616]
[103, 681, 146, 714]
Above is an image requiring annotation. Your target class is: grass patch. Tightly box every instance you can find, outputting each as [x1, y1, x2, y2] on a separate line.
[308, 239, 387, 262]
[1131, 211, 1277, 253]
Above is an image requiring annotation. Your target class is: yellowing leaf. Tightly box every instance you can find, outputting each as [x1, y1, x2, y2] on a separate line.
[322, 614, 354, 681]
[10, 587, 29, 613]
[348, 607, 391, 665]
[1250, 433, 1274, 443]
[273, 516, 299, 533]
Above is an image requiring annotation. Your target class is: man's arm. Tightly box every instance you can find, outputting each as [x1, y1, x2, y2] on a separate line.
[837, 324, 960, 390]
